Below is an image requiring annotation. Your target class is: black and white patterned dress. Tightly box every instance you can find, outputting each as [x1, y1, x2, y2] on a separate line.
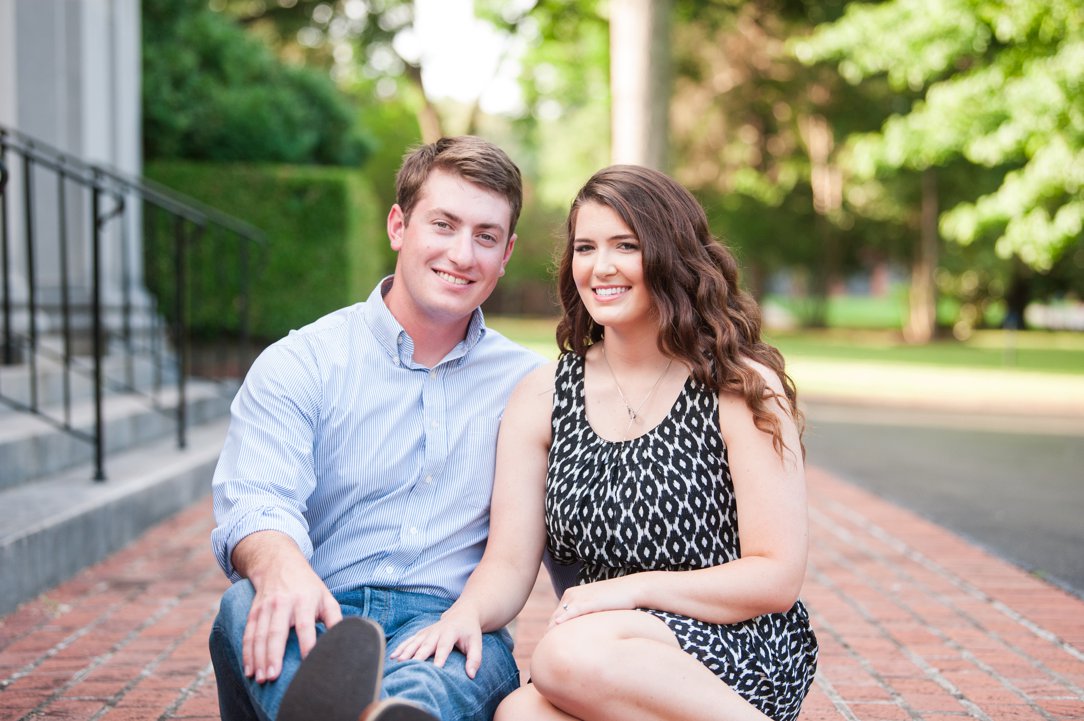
[545, 353, 818, 721]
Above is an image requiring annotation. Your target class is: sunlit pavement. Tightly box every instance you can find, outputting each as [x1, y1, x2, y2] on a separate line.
[808, 402, 1084, 589]
[2, 469, 1083, 720]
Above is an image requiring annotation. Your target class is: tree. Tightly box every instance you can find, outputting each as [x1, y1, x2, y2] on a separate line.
[668, 1, 889, 318]
[143, 0, 370, 165]
[794, 0, 1084, 335]
[207, 0, 447, 140]
[610, 0, 673, 168]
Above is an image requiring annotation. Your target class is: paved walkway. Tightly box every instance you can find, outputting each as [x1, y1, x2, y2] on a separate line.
[2, 466, 1083, 720]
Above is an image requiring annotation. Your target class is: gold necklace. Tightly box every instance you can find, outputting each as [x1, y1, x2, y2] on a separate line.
[601, 347, 673, 437]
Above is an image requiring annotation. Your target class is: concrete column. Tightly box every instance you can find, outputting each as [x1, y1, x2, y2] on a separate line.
[0, 0, 146, 337]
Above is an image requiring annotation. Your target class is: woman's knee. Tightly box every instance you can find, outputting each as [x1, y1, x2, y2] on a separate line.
[529, 620, 613, 702]
[530, 612, 674, 708]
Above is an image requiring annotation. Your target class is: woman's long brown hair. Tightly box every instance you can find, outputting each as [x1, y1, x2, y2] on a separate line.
[555, 165, 804, 458]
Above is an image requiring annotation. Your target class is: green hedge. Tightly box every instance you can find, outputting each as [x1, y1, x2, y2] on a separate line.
[145, 161, 389, 342]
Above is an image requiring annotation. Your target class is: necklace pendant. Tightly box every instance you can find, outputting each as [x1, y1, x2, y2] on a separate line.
[627, 407, 637, 421]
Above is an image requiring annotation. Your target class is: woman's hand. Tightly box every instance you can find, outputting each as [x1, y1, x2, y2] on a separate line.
[550, 575, 646, 627]
[390, 606, 486, 678]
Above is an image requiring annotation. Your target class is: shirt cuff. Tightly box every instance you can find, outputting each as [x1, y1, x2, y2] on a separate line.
[212, 507, 313, 582]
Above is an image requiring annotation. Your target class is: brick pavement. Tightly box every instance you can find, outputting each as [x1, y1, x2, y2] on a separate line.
[2, 466, 1083, 720]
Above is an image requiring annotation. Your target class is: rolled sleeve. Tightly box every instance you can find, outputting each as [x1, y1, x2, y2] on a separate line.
[211, 506, 314, 581]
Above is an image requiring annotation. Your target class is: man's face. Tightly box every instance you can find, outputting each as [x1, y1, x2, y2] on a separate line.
[385, 169, 516, 330]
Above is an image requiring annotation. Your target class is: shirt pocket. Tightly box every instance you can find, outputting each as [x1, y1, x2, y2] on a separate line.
[457, 416, 502, 510]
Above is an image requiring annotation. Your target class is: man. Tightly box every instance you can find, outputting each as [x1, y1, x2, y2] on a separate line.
[209, 136, 543, 721]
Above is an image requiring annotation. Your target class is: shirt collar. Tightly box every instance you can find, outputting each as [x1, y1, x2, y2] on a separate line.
[363, 277, 488, 368]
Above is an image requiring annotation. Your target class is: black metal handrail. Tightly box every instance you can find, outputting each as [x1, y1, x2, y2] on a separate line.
[0, 124, 264, 481]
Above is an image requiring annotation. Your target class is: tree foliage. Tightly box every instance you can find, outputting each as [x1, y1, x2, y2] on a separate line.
[793, 0, 1084, 272]
[668, 0, 896, 316]
[142, 0, 371, 164]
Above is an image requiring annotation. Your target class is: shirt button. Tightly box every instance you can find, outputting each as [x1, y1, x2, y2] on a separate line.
[410, 527, 418, 535]
[385, 565, 394, 574]
[430, 420, 439, 429]
[429, 368, 439, 379]
[393, 357, 400, 366]
[425, 475, 433, 484]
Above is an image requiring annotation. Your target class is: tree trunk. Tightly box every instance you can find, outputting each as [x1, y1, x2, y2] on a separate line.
[1003, 259, 1030, 330]
[610, 0, 672, 169]
[797, 113, 841, 328]
[904, 169, 939, 344]
[404, 63, 445, 143]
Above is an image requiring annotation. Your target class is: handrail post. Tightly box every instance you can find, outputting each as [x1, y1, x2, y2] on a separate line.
[58, 162, 73, 426]
[91, 183, 106, 482]
[22, 152, 38, 409]
[239, 232, 251, 377]
[173, 215, 190, 450]
[0, 145, 14, 366]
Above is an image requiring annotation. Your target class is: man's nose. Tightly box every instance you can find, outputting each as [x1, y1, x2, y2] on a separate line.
[447, 231, 475, 266]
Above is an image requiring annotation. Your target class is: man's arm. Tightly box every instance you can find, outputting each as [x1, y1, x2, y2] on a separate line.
[212, 340, 332, 684]
[231, 531, 343, 683]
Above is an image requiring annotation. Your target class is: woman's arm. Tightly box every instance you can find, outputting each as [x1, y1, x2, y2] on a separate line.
[391, 362, 557, 675]
[551, 361, 808, 627]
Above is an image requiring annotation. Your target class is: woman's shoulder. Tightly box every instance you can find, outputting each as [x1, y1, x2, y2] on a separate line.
[740, 356, 787, 395]
[509, 360, 560, 403]
[713, 356, 788, 416]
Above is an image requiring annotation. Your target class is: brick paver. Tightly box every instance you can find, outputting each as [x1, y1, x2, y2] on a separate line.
[3, 466, 1083, 720]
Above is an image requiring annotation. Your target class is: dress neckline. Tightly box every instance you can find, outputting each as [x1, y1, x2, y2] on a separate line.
[572, 354, 695, 445]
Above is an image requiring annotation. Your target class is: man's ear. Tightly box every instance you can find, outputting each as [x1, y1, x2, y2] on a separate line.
[499, 233, 517, 276]
[387, 204, 406, 251]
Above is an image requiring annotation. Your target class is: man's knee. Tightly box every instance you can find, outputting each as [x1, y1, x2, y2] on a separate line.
[216, 580, 256, 630]
[210, 580, 255, 665]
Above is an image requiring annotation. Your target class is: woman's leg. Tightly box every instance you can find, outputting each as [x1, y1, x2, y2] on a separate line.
[528, 610, 771, 721]
[494, 685, 579, 721]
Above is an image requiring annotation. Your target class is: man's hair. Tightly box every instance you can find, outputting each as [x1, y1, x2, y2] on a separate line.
[395, 136, 523, 236]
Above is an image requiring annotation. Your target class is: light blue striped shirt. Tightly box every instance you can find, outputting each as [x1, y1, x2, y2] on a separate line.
[211, 280, 544, 600]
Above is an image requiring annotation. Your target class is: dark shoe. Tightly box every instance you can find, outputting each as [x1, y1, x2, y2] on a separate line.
[362, 699, 439, 721]
[277, 617, 386, 721]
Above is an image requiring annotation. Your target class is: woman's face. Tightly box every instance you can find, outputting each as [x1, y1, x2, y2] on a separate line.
[570, 201, 653, 331]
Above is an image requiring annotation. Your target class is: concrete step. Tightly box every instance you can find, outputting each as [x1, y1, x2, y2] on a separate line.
[0, 416, 230, 616]
[0, 352, 178, 410]
[0, 379, 235, 490]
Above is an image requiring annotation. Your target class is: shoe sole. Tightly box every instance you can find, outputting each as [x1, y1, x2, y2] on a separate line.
[365, 699, 439, 721]
[277, 616, 386, 721]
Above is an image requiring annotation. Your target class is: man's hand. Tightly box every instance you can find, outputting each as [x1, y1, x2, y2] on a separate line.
[232, 532, 342, 683]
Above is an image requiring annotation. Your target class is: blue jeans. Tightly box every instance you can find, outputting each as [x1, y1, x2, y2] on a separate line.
[209, 581, 520, 721]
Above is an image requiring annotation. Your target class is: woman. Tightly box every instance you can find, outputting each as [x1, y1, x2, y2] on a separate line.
[392, 165, 818, 721]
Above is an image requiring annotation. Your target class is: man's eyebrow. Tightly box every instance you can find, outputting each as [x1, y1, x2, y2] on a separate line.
[424, 207, 464, 224]
[425, 207, 507, 234]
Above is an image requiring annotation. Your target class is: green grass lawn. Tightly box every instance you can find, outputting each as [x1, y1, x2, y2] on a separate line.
[766, 329, 1084, 376]
[765, 291, 1005, 330]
